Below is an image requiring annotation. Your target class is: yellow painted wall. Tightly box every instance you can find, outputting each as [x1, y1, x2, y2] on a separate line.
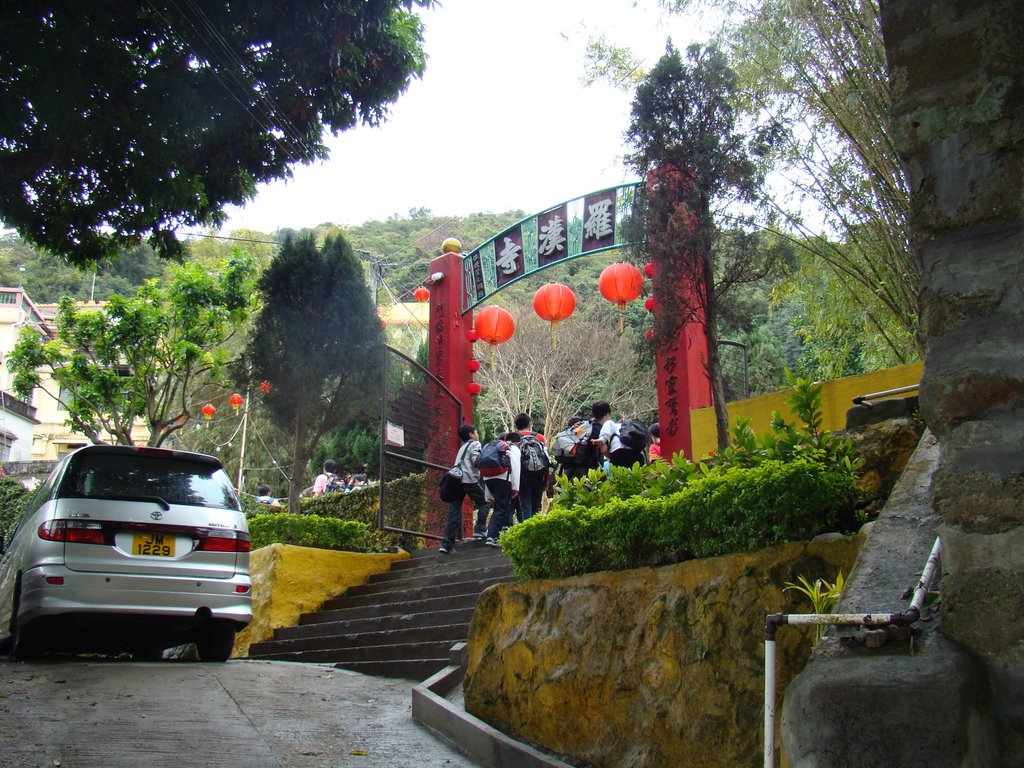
[689, 362, 923, 459]
[233, 543, 409, 658]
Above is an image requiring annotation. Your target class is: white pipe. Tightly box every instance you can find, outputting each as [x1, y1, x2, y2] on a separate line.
[762, 536, 942, 768]
[910, 537, 942, 613]
[764, 638, 777, 768]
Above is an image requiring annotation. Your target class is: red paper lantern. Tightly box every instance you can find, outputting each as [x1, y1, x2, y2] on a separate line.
[467, 382, 482, 395]
[598, 263, 644, 308]
[466, 359, 481, 372]
[645, 328, 655, 343]
[466, 328, 479, 342]
[644, 297, 655, 312]
[598, 263, 644, 333]
[644, 262, 655, 278]
[474, 306, 515, 346]
[474, 306, 515, 368]
[201, 403, 216, 421]
[258, 380, 272, 393]
[533, 283, 577, 350]
[229, 393, 244, 413]
[413, 286, 430, 303]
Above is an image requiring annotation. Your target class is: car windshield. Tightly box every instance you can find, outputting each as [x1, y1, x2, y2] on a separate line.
[61, 452, 240, 510]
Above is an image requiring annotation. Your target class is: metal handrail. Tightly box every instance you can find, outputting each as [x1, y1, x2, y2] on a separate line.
[851, 383, 919, 406]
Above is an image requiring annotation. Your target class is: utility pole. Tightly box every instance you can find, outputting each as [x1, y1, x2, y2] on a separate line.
[236, 390, 250, 492]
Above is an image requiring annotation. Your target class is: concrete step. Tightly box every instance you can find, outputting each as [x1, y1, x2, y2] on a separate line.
[251, 638, 456, 665]
[277, 606, 476, 640]
[319, 574, 513, 612]
[245, 540, 513, 680]
[342, 562, 515, 598]
[249, 622, 469, 656]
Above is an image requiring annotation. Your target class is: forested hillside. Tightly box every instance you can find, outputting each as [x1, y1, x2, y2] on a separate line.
[0, 205, 919, 493]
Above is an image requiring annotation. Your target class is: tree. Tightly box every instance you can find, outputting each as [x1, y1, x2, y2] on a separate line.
[240, 233, 385, 511]
[475, 312, 657, 440]
[723, 0, 919, 358]
[7, 253, 258, 446]
[594, 0, 920, 361]
[625, 42, 773, 449]
[0, 1, 432, 265]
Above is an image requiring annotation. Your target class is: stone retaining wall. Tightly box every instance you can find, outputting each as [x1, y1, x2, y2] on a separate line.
[463, 535, 862, 768]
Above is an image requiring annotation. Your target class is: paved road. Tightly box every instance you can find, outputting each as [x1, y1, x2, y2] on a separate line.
[0, 656, 480, 768]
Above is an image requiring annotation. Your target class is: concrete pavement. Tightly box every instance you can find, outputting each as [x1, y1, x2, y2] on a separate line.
[0, 657, 480, 768]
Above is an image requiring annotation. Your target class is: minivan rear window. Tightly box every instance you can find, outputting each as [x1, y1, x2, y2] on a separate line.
[61, 452, 240, 510]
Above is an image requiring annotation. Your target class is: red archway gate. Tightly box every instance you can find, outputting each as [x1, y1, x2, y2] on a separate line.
[426, 182, 711, 462]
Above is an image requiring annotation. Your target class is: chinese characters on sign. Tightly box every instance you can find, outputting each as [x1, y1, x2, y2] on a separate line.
[461, 183, 642, 312]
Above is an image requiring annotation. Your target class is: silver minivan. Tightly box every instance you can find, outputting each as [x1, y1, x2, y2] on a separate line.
[0, 445, 252, 661]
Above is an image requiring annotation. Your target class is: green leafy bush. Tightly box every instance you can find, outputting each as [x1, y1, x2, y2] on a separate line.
[298, 473, 427, 552]
[248, 513, 375, 552]
[0, 476, 30, 547]
[553, 370, 860, 511]
[501, 461, 857, 581]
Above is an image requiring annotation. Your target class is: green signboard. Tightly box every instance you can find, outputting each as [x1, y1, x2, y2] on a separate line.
[460, 182, 645, 313]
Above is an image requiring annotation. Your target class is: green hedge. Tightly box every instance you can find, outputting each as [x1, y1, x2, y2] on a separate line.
[243, 473, 429, 552]
[297, 473, 427, 552]
[500, 461, 857, 581]
[247, 513, 375, 552]
[0, 476, 30, 548]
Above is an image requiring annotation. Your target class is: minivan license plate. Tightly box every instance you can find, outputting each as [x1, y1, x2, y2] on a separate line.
[132, 533, 175, 557]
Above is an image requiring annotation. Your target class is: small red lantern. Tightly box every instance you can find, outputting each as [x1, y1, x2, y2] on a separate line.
[644, 297, 655, 312]
[413, 286, 430, 303]
[533, 283, 577, 350]
[229, 393, 244, 413]
[645, 328, 655, 343]
[474, 306, 515, 368]
[466, 328, 479, 343]
[644, 263, 655, 278]
[598, 263, 644, 333]
[467, 382, 482, 395]
[466, 359, 481, 372]
[258, 380, 272, 393]
[201, 403, 216, 423]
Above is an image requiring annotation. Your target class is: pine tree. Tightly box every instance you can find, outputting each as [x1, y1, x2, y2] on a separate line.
[241, 233, 384, 510]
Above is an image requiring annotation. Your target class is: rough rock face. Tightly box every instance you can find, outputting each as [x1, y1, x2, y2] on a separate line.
[233, 543, 407, 658]
[463, 536, 862, 768]
[840, 415, 925, 506]
[880, 2, 1024, 762]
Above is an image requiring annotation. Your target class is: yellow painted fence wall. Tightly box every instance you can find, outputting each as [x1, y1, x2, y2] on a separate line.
[688, 362, 923, 459]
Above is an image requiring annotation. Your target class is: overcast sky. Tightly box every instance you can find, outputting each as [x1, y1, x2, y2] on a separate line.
[220, 0, 715, 233]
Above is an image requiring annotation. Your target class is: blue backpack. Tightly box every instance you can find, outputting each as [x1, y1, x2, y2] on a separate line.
[476, 439, 512, 477]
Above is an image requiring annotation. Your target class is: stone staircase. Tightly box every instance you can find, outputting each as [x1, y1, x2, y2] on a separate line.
[246, 539, 514, 680]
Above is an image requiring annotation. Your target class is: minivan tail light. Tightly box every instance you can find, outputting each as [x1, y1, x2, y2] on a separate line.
[38, 519, 108, 545]
[196, 530, 250, 553]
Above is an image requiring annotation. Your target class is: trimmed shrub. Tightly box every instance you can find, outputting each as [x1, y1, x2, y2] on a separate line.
[500, 461, 857, 581]
[248, 513, 375, 552]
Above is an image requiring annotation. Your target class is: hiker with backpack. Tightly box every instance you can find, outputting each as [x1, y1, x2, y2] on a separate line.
[594, 402, 649, 468]
[475, 432, 521, 548]
[439, 423, 492, 555]
[312, 459, 344, 496]
[514, 413, 550, 522]
[553, 415, 593, 482]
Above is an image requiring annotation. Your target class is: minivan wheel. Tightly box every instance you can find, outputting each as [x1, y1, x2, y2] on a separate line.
[196, 622, 236, 662]
[10, 582, 41, 660]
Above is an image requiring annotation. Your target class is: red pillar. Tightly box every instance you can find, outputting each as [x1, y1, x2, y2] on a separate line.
[427, 242, 475, 434]
[654, 302, 711, 461]
[647, 166, 713, 461]
[426, 239, 477, 538]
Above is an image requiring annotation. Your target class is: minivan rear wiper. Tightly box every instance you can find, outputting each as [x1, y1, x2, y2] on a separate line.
[85, 494, 172, 511]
